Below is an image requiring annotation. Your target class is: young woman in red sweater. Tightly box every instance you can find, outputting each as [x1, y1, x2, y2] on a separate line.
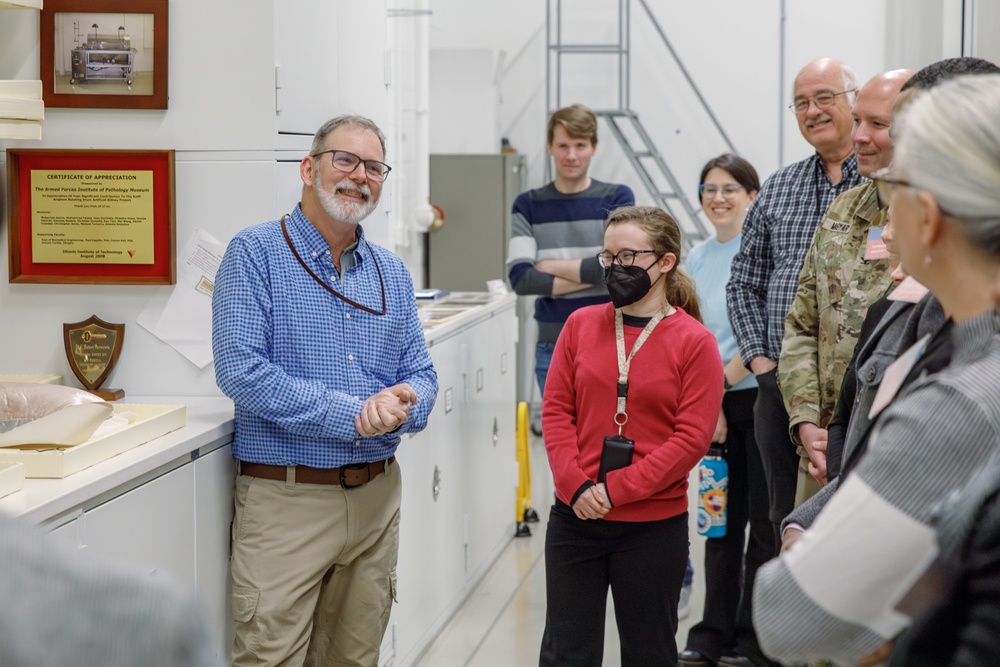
[539, 205, 724, 666]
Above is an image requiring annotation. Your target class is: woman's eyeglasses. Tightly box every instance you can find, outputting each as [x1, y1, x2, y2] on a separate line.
[597, 249, 659, 268]
[699, 184, 745, 201]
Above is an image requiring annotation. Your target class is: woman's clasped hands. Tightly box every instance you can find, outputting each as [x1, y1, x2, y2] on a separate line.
[572, 483, 613, 520]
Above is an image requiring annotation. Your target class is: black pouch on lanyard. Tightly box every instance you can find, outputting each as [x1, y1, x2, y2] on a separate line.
[598, 434, 634, 483]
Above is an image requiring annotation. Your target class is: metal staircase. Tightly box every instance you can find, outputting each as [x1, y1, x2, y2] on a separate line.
[546, 0, 736, 245]
[598, 109, 704, 241]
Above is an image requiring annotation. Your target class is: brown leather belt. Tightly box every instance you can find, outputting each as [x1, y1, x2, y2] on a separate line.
[240, 456, 395, 488]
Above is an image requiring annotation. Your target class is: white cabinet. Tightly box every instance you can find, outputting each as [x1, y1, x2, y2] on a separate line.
[274, 2, 389, 139]
[390, 295, 518, 666]
[83, 464, 197, 590]
[393, 325, 469, 662]
[194, 445, 238, 662]
[45, 516, 81, 550]
[273, 1, 340, 137]
[38, 443, 235, 665]
[0, 400, 235, 664]
[466, 306, 518, 581]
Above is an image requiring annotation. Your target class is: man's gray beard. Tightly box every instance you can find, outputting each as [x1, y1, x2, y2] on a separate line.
[317, 180, 378, 226]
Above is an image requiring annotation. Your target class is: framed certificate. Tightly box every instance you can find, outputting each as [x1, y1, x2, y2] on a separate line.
[6, 148, 176, 284]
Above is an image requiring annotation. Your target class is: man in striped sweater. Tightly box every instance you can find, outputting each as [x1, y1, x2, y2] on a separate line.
[506, 104, 634, 395]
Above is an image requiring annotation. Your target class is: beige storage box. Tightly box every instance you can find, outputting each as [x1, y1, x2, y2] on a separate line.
[0, 404, 186, 478]
[0, 462, 24, 498]
[0, 375, 62, 384]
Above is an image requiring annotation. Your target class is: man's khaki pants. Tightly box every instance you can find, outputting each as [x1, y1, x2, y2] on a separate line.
[230, 461, 401, 667]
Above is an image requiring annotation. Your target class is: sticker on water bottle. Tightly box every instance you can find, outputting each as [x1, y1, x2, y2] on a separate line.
[697, 455, 728, 537]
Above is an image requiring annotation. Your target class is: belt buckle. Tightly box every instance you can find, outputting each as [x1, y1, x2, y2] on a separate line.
[339, 462, 370, 488]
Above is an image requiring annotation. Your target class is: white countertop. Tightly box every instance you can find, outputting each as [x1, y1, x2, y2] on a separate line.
[0, 396, 235, 525]
[0, 294, 513, 525]
[420, 291, 516, 347]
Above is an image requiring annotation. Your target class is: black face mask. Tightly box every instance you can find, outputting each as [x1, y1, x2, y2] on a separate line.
[604, 262, 653, 309]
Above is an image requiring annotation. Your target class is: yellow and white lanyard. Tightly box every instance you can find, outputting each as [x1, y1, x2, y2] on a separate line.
[613, 304, 669, 435]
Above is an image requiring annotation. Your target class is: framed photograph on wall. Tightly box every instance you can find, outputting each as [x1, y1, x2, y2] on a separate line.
[40, 0, 168, 110]
[6, 148, 176, 284]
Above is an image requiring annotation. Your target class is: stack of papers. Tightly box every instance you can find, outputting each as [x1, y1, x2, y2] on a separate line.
[0, 80, 43, 141]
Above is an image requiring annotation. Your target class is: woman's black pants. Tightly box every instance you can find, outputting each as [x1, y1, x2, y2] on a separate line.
[539, 503, 689, 666]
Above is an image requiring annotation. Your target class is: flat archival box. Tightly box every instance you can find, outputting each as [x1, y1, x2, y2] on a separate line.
[0, 374, 61, 384]
[0, 462, 25, 499]
[0, 403, 186, 478]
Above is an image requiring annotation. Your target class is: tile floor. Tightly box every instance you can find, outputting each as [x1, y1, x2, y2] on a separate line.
[412, 433, 709, 667]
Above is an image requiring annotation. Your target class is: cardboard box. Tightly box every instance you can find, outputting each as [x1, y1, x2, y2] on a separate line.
[0, 404, 187, 478]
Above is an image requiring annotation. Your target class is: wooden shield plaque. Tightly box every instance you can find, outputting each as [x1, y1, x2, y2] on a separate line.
[63, 315, 125, 400]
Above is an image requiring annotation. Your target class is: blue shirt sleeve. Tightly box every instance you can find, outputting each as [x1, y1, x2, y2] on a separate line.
[212, 233, 368, 441]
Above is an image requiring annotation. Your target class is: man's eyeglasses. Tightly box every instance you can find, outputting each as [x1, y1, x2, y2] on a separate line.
[311, 149, 392, 182]
[699, 184, 746, 201]
[597, 249, 659, 268]
[789, 89, 856, 115]
[870, 167, 915, 208]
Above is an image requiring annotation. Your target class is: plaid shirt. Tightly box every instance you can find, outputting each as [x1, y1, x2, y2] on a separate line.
[726, 153, 863, 365]
[212, 205, 438, 467]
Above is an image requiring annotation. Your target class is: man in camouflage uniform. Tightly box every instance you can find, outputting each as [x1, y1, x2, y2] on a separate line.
[778, 69, 914, 503]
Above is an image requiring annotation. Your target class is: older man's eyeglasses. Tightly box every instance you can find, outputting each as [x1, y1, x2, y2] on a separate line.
[699, 184, 746, 201]
[597, 249, 659, 268]
[870, 167, 915, 208]
[789, 89, 856, 115]
[311, 149, 392, 182]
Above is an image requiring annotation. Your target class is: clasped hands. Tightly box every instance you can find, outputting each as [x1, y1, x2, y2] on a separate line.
[572, 483, 612, 520]
[355, 383, 417, 437]
[798, 422, 829, 486]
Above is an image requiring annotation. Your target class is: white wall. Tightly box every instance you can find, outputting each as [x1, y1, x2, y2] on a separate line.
[430, 1, 893, 194]
[428, 0, 548, 185]
[968, 0, 1000, 65]
[429, 49, 501, 154]
[0, 0, 432, 397]
[1, 0, 993, 397]
[430, 0, 991, 218]
[1, 0, 279, 396]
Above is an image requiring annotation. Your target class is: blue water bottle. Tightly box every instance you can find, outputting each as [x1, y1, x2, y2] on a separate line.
[697, 446, 728, 538]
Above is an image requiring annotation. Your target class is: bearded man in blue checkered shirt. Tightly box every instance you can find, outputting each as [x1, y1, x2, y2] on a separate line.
[212, 115, 438, 667]
[725, 57, 865, 554]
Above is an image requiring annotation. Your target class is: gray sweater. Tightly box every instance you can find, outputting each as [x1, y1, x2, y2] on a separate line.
[754, 309, 1000, 665]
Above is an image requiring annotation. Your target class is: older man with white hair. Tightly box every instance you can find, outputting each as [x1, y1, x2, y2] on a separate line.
[725, 58, 862, 538]
[778, 68, 915, 498]
[683, 57, 864, 667]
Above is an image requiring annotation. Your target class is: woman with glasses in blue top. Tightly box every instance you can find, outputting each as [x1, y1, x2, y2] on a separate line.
[680, 154, 777, 667]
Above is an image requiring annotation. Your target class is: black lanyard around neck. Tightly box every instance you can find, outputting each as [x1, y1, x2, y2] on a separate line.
[280, 215, 387, 316]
